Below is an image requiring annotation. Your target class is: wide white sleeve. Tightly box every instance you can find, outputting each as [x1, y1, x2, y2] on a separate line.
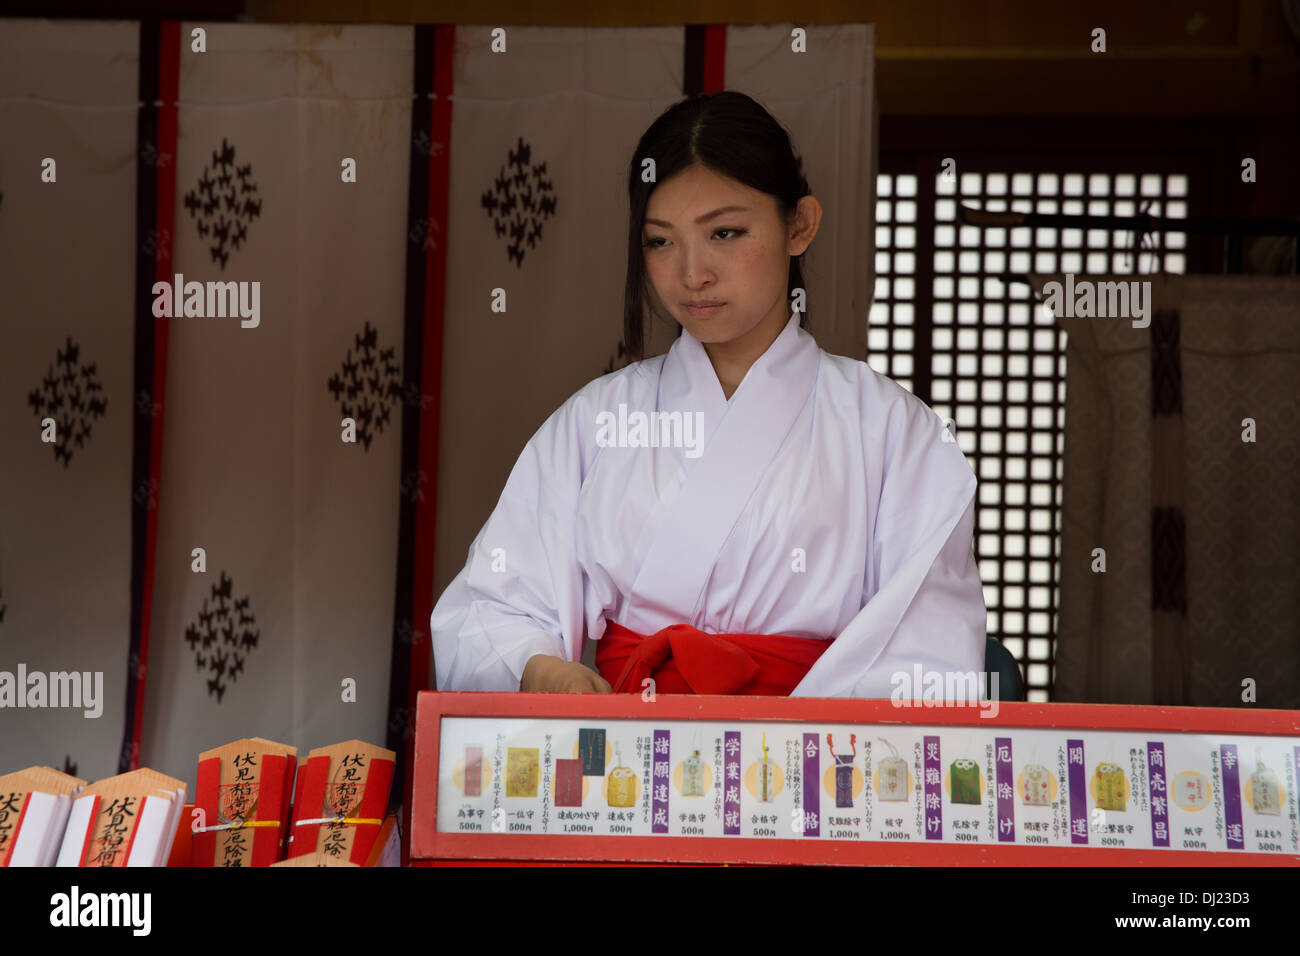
[791, 389, 986, 699]
[430, 395, 590, 691]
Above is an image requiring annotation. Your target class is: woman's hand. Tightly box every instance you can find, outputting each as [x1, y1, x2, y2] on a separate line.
[520, 654, 613, 693]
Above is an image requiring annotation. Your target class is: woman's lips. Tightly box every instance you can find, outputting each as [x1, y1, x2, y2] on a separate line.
[685, 302, 725, 317]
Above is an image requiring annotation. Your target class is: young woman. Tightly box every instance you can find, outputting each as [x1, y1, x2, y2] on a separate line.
[431, 91, 986, 697]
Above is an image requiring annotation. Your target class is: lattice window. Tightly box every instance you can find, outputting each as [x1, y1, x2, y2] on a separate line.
[870, 169, 1189, 702]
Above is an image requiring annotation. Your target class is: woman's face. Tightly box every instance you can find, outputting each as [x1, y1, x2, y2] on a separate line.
[641, 163, 818, 350]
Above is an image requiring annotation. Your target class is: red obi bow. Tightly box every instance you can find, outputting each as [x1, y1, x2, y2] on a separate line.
[594, 620, 830, 696]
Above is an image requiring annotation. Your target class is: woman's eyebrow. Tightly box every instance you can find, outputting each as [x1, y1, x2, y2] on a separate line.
[645, 205, 750, 228]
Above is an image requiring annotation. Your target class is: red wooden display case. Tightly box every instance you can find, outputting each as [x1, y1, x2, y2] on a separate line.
[410, 691, 1300, 866]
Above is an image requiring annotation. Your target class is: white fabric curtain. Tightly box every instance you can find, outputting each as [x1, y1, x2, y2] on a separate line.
[1038, 273, 1300, 707]
[142, 25, 413, 785]
[0, 20, 141, 781]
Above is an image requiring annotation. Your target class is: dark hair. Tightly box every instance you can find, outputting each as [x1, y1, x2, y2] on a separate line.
[622, 91, 812, 363]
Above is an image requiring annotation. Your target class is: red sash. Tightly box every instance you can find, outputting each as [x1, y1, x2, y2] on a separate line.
[595, 620, 831, 696]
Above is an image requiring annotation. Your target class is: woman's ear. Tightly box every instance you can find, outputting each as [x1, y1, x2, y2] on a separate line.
[789, 195, 823, 256]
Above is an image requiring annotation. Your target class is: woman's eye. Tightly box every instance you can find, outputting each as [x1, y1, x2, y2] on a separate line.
[642, 229, 744, 248]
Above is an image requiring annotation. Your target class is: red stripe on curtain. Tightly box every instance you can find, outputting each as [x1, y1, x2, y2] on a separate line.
[398, 22, 455, 865]
[127, 19, 180, 771]
[702, 24, 727, 92]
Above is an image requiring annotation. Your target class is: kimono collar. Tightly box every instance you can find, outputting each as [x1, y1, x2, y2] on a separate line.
[625, 312, 821, 631]
[660, 312, 817, 447]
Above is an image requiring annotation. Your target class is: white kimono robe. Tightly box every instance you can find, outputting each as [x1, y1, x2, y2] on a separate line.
[430, 312, 986, 697]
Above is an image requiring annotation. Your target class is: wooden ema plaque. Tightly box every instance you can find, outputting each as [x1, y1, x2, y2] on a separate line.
[193, 737, 297, 867]
[410, 692, 1300, 866]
